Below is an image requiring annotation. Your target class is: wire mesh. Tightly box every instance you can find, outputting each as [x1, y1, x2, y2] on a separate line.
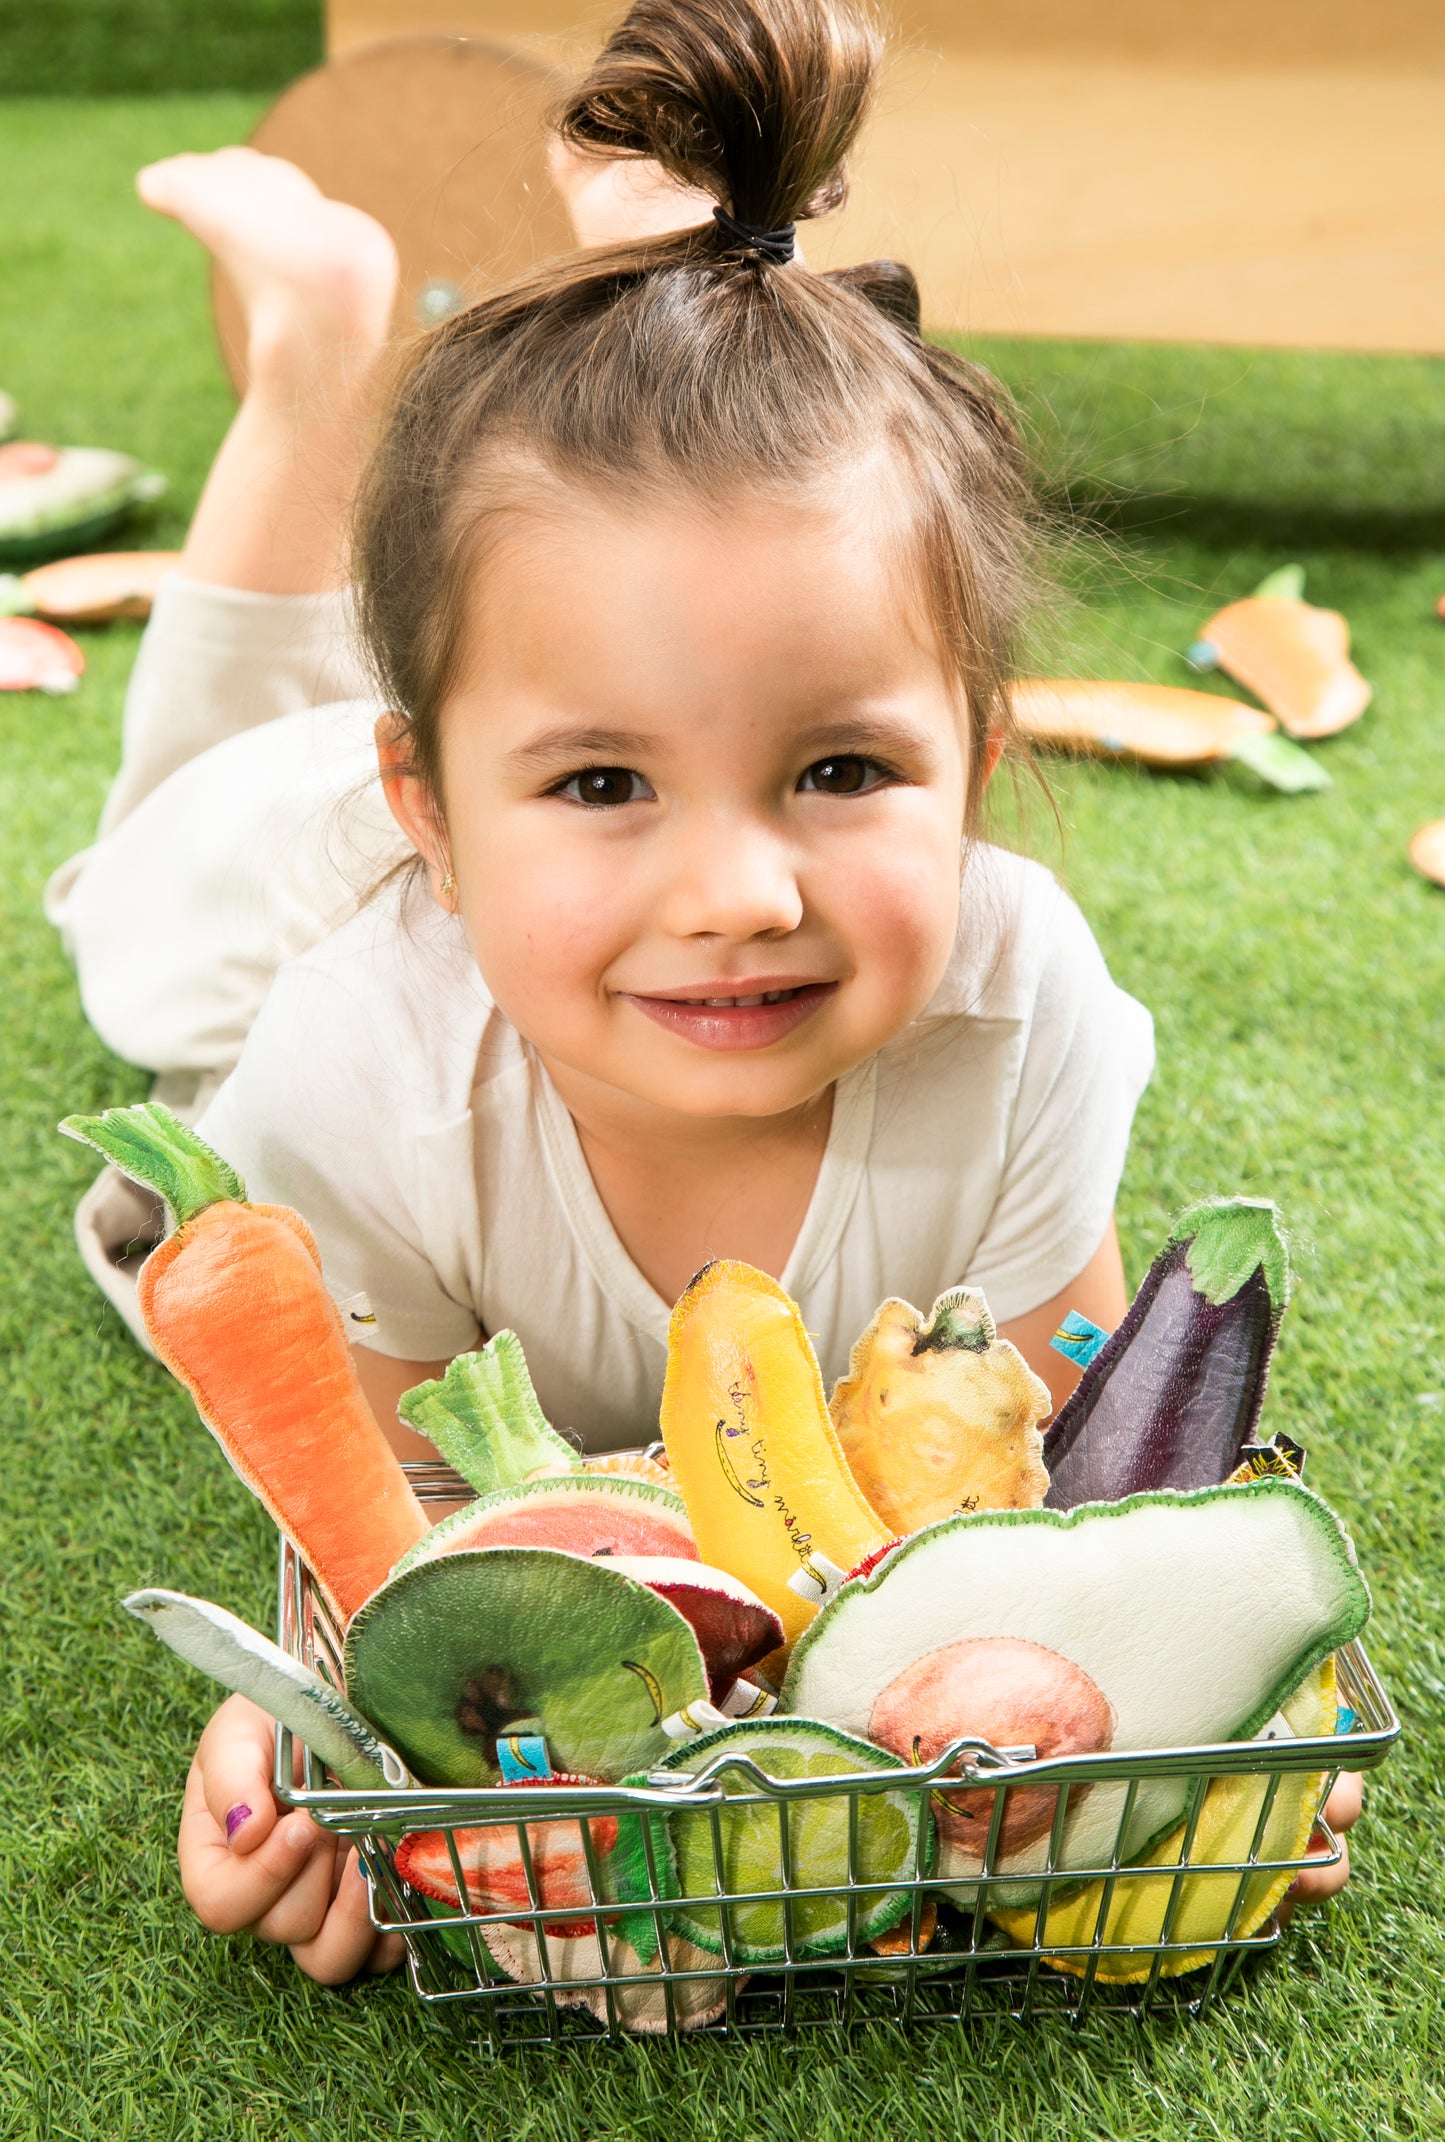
[273, 1463, 1399, 2043]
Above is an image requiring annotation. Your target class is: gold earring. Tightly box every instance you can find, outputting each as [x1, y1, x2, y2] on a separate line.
[439, 870, 457, 901]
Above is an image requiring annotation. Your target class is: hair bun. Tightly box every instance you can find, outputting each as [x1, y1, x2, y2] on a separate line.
[559, 0, 881, 240]
[824, 259, 922, 335]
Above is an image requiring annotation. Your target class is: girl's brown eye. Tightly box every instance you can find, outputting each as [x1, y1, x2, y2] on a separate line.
[557, 767, 654, 808]
[800, 756, 887, 796]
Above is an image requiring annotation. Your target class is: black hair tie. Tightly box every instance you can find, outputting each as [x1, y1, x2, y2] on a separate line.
[712, 205, 796, 263]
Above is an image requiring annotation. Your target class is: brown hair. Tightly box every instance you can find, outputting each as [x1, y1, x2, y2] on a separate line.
[355, 0, 1036, 828]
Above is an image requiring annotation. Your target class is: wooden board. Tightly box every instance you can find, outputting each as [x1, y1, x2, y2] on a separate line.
[214, 36, 574, 391]
[324, 0, 1445, 352]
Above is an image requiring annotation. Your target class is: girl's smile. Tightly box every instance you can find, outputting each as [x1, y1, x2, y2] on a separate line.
[620, 978, 838, 1050]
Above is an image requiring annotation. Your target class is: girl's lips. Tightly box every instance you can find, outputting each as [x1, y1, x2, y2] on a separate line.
[621, 982, 837, 1052]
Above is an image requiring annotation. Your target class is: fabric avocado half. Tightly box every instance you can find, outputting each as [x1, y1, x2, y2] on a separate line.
[780, 1481, 1368, 1905]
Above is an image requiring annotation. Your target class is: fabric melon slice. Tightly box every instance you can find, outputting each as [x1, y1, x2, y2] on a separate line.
[638, 1716, 933, 1964]
[606, 1557, 784, 1701]
[990, 1658, 1340, 1978]
[390, 1474, 696, 1578]
[345, 1547, 708, 1786]
[781, 1482, 1368, 1907]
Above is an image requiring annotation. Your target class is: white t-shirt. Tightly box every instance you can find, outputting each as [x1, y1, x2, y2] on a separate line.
[198, 845, 1153, 1452]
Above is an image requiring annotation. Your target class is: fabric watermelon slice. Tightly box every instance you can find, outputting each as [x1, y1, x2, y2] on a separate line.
[390, 1473, 696, 1578]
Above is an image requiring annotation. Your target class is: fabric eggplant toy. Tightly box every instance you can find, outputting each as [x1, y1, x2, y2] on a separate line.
[1043, 1197, 1290, 1511]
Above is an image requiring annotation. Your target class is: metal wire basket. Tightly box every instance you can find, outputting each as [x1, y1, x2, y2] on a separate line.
[274, 1463, 1399, 2043]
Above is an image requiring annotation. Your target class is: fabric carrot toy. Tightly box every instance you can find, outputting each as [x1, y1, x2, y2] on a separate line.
[62, 1103, 428, 1621]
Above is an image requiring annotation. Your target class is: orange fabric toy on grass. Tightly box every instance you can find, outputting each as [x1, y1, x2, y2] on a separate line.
[63, 1104, 428, 1621]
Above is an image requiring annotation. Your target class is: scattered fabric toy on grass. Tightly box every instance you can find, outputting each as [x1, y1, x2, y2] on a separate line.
[0, 615, 84, 693]
[0, 548, 179, 625]
[0, 441, 165, 566]
[1409, 819, 1445, 888]
[1188, 565, 1371, 740]
[1010, 677, 1330, 792]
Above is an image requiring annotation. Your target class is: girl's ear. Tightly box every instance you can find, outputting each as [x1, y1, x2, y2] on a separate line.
[375, 713, 457, 908]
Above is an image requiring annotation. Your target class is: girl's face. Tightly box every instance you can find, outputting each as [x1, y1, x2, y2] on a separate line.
[389, 477, 976, 1126]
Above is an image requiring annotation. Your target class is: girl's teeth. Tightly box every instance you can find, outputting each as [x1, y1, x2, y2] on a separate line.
[685, 988, 801, 1007]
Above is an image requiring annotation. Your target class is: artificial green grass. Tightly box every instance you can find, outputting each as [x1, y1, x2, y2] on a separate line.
[1, 1, 320, 97]
[3, 94, 1444, 2142]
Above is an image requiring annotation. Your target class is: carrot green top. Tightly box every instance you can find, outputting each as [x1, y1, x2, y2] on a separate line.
[60, 1102, 246, 1227]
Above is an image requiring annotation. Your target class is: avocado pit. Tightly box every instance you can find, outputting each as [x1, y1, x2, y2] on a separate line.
[868, 1636, 1115, 1854]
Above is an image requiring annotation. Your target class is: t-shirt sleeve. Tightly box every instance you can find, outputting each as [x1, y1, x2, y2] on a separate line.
[195, 955, 483, 1365]
[964, 884, 1154, 1324]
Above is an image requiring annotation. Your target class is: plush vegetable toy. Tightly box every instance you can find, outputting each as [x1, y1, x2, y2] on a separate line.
[62, 1104, 429, 1621]
[1043, 1197, 1289, 1510]
[1011, 678, 1330, 793]
[1, 549, 179, 625]
[0, 443, 165, 566]
[660, 1261, 892, 1653]
[829, 1287, 1051, 1533]
[1188, 565, 1371, 740]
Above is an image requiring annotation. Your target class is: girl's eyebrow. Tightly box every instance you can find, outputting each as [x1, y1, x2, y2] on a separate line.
[789, 713, 941, 762]
[505, 724, 661, 773]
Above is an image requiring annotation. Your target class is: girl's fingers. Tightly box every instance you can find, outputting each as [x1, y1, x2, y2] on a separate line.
[179, 1759, 329, 1936]
[286, 1848, 400, 1986]
[194, 1692, 284, 1854]
[1321, 1770, 1364, 1834]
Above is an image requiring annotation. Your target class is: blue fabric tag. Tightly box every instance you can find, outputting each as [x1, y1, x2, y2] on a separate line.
[1334, 1707, 1359, 1737]
[497, 1733, 553, 1783]
[1050, 1309, 1111, 1368]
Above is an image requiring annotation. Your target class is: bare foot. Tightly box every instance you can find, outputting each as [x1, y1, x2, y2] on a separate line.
[137, 147, 398, 391]
[548, 140, 716, 250]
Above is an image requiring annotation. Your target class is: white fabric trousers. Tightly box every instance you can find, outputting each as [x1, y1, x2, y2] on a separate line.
[47, 575, 410, 1078]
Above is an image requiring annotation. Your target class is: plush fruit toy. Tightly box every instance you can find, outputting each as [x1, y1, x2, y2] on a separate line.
[0, 616, 84, 693]
[781, 1482, 1368, 1906]
[660, 1261, 891, 1653]
[634, 1716, 933, 1963]
[63, 1104, 429, 1621]
[345, 1547, 709, 1786]
[0, 442, 165, 566]
[990, 1657, 1340, 1978]
[829, 1287, 1051, 1533]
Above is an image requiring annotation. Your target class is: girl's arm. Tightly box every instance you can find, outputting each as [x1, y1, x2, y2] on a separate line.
[351, 1344, 454, 1460]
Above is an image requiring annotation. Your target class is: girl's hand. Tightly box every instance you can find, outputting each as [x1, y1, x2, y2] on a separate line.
[178, 1693, 405, 1984]
[1277, 1770, 1364, 1924]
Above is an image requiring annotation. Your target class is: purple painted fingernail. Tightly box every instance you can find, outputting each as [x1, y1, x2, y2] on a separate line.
[225, 1803, 253, 1841]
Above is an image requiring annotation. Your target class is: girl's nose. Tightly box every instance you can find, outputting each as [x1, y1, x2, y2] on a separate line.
[659, 813, 805, 943]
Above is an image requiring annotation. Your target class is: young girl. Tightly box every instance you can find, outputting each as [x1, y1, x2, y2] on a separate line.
[55, 0, 1359, 1981]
